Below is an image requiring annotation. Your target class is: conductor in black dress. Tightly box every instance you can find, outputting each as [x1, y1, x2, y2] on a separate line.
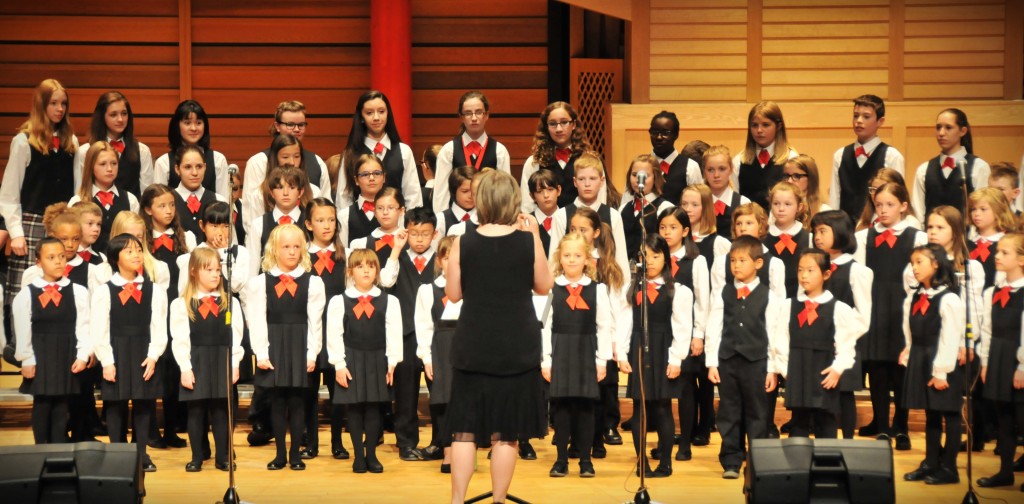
[445, 170, 553, 503]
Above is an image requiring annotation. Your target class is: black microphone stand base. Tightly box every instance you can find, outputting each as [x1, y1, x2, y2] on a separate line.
[217, 486, 248, 504]
[632, 488, 651, 504]
[465, 491, 528, 503]
[961, 489, 979, 504]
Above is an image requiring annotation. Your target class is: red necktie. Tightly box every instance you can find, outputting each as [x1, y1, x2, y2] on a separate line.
[78, 250, 92, 262]
[63, 264, 74, 277]
[278, 215, 292, 225]
[671, 256, 679, 278]
[854, 146, 867, 158]
[362, 200, 375, 213]
[373, 142, 385, 156]
[414, 256, 427, 274]
[198, 295, 219, 319]
[52, 137, 60, 150]
[636, 281, 659, 305]
[275, 275, 297, 298]
[375, 234, 394, 251]
[153, 234, 174, 252]
[461, 213, 470, 222]
[110, 139, 125, 154]
[774, 234, 797, 255]
[96, 190, 114, 208]
[466, 141, 482, 160]
[555, 148, 571, 164]
[566, 285, 590, 310]
[942, 157, 956, 170]
[874, 229, 897, 248]
[187, 194, 201, 214]
[737, 286, 751, 299]
[912, 292, 930, 315]
[758, 149, 770, 166]
[354, 295, 375, 319]
[714, 200, 726, 216]
[314, 250, 335, 275]
[634, 197, 643, 213]
[798, 300, 819, 327]
[542, 216, 552, 231]
[119, 282, 143, 305]
[39, 284, 62, 308]
[992, 286, 1011, 308]
[659, 160, 670, 175]
[970, 239, 991, 262]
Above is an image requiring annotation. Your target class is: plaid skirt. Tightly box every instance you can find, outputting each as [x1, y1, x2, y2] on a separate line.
[5, 212, 45, 305]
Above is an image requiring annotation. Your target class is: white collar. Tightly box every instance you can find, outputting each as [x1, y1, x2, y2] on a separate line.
[555, 274, 592, 287]
[759, 142, 776, 157]
[193, 290, 221, 300]
[371, 227, 398, 238]
[31, 277, 70, 288]
[713, 187, 736, 203]
[654, 150, 679, 165]
[269, 265, 305, 277]
[874, 218, 911, 234]
[534, 207, 556, 221]
[433, 275, 447, 288]
[940, 146, 968, 164]
[832, 253, 853, 265]
[671, 247, 687, 260]
[450, 204, 474, 221]
[92, 184, 119, 197]
[272, 206, 302, 223]
[461, 131, 488, 146]
[66, 254, 84, 267]
[735, 277, 761, 292]
[918, 285, 948, 297]
[856, 136, 882, 154]
[153, 228, 175, 238]
[345, 285, 381, 297]
[356, 194, 374, 210]
[999, 277, 1024, 290]
[797, 290, 833, 303]
[175, 184, 205, 200]
[977, 232, 1005, 243]
[365, 135, 392, 152]
[308, 243, 336, 254]
[573, 197, 601, 211]
[110, 272, 144, 286]
[644, 276, 666, 286]
[769, 221, 803, 236]
[407, 248, 435, 262]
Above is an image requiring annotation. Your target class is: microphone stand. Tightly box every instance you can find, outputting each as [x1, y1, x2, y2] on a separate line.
[219, 165, 243, 504]
[956, 159, 978, 504]
[632, 180, 652, 504]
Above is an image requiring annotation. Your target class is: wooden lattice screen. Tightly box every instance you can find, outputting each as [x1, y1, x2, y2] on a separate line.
[569, 58, 623, 164]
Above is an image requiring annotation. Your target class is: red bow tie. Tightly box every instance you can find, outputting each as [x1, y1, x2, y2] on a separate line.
[461, 212, 470, 222]
[671, 256, 679, 278]
[874, 229, 897, 248]
[373, 142, 385, 155]
[854, 146, 867, 158]
[119, 282, 143, 305]
[441, 295, 449, 306]
[566, 284, 590, 310]
[542, 216, 552, 231]
[659, 160, 670, 175]
[186, 194, 201, 214]
[798, 300, 819, 327]
[414, 255, 427, 274]
[354, 295, 375, 319]
[737, 286, 751, 299]
[970, 239, 991, 262]
[275, 275, 297, 298]
[829, 263, 838, 273]
[198, 295, 219, 319]
[153, 234, 174, 252]
[555, 148, 571, 164]
[96, 190, 115, 208]
[714, 199, 727, 216]
[39, 284, 62, 308]
[314, 250, 335, 275]
[78, 250, 92, 262]
[63, 264, 74, 277]
[52, 136, 60, 151]
[942, 157, 956, 169]
[636, 281, 659, 305]
[362, 200, 375, 213]
[993, 286, 1012, 308]
[774, 233, 797, 255]
[912, 292, 930, 315]
[466, 141, 482, 160]
[278, 215, 293, 225]
[633, 197, 644, 213]
[375, 234, 394, 251]
[110, 139, 125, 154]
[757, 149, 770, 166]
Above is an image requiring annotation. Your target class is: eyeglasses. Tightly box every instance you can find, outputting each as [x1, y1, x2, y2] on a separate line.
[461, 110, 486, 118]
[278, 121, 308, 130]
[784, 173, 808, 181]
[547, 120, 574, 129]
[376, 205, 402, 214]
[357, 170, 384, 179]
[867, 186, 880, 194]
[648, 129, 674, 138]
[408, 232, 434, 239]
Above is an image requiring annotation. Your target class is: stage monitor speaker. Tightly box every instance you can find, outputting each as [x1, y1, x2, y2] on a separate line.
[745, 437, 894, 504]
[0, 441, 141, 504]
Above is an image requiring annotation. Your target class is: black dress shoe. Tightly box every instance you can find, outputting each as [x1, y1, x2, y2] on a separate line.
[895, 433, 911, 451]
[289, 460, 306, 471]
[215, 461, 235, 472]
[185, 461, 202, 472]
[519, 441, 537, 460]
[440, 463, 451, 474]
[567, 446, 580, 459]
[267, 459, 287, 471]
[858, 423, 879, 437]
[421, 445, 443, 460]
[299, 448, 317, 460]
[675, 450, 692, 461]
[248, 425, 273, 447]
[766, 425, 780, 439]
[591, 446, 607, 459]
[621, 419, 633, 431]
[650, 448, 661, 460]
[635, 459, 655, 477]
[367, 459, 383, 473]
[876, 433, 891, 443]
[164, 435, 188, 448]
[352, 459, 367, 473]
[904, 462, 934, 481]
[399, 447, 424, 461]
[549, 460, 569, 477]
[142, 461, 157, 473]
[924, 467, 959, 485]
[333, 446, 350, 460]
[604, 429, 623, 445]
[579, 460, 596, 478]
[650, 464, 672, 478]
[977, 473, 1014, 488]
[1014, 455, 1024, 472]
[691, 435, 709, 447]
[959, 440, 984, 452]
[148, 437, 168, 449]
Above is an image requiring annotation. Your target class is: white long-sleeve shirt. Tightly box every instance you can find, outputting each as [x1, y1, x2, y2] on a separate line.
[242, 149, 330, 234]
[615, 277, 693, 368]
[415, 276, 449, 365]
[672, 249, 710, 340]
[911, 146, 990, 223]
[153, 150, 231, 201]
[245, 266, 325, 363]
[175, 242, 250, 302]
[91, 273, 168, 367]
[774, 291, 867, 379]
[73, 139, 155, 195]
[325, 286, 404, 369]
[830, 253, 874, 330]
[710, 244, 787, 300]
[828, 136, 905, 210]
[902, 286, 965, 381]
[14, 278, 91, 366]
[542, 275, 614, 368]
[705, 277, 786, 373]
[978, 277, 1024, 369]
[432, 132, 511, 213]
[0, 134, 79, 238]
[547, 198, 630, 279]
[169, 292, 245, 372]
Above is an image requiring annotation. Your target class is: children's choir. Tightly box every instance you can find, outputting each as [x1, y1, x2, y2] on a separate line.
[5, 80, 1024, 490]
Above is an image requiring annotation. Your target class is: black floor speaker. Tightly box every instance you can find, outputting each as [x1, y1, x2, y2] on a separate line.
[0, 441, 141, 504]
[744, 437, 894, 504]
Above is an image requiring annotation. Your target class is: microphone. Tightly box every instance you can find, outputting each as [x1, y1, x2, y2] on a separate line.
[637, 170, 648, 193]
[227, 164, 239, 176]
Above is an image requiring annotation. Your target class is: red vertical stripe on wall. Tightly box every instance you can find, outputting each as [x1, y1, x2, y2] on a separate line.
[370, 0, 413, 141]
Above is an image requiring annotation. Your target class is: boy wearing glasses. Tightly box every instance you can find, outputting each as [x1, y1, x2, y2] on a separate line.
[829, 95, 905, 222]
[649, 111, 702, 206]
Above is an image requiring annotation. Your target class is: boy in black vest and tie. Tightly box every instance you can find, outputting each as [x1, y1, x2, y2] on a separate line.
[705, 236, 785, 479]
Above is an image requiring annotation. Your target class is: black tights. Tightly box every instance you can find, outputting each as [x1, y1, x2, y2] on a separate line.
[271, 387, 305, 463]
[676, 374, 696, 453]
[107, 399, 155, 463]
[924, 409, 961, 472]
[188, 399, 228, 465]
[866, 361, 908, 435]
[993, 401, 1024, 476]
[347, 402, 383, 465]
[431, 404, 451, 449]
[789, 408, 838, 439]
[304, 368, 345, 452]
[839, 392, 857, 439]
[631, 399, 674, 468]
[552, 398, 595, 462]
[32, 396, 69, 444]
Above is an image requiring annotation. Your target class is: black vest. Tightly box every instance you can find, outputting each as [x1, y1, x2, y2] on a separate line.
[838, 143, 888, 222]
[150, 233, 182, 301]
[309, 250, 346, 298]
[564, 203, 613, 233]
[541, 154, 579, 208]
[346, 201, 378, 246]
[106, 280, 153, 341]
[262, 147, 323, 192]
[720, 283, 770, 362]
[715, 191, 742, 241]
[538, 217, 552, 255]
[552, 282, 597, 334]
[430, 284, 455, 329]
[695, 233, 723, 271]
[342, 294, 388, 350]
[365, 234, 394, 268]
[788, 298, 836, 351]
[738, 155, 784, 211]
[66, 261, 89, 288]
[232, 200, 246, 246]
[21, 133, 74, 215]
[264, 272, 310, 325]
[359, 140, 405, 197]
[621, 196, 667, 261]
[968, 238, 998, 288]
[188, 297, 231, 347]
[29, 283, 76, 335]
[765, 228, 809, 298]
[167, 147, 218, 196]
[93, 185, 131, 253]
[394, 251, 435, 335]
[259, 210, 305, 259]
[923, 154, 976, 216]
[451, 134, 499, 171]
[908, 289, 952, 348]
[865, 227, 918, 287]
[115, 141, 143, 199]
[443, 208, 472, 233]
[825, 261, 855, 307]
[661, 156, 691, 207]
[991, 288, 1024, 345]
[174, 189, 218, 244]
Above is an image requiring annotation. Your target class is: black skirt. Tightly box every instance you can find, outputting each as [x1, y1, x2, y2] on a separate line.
[902, 345, 965, 412]
[446, 368, 547, 447]
[838, 353, 864, 392]
[254, 323, 310, 389]
[784, 347, 840, 413]
[333, 347, 390, 405]
[549, 331, 600, 400]
[100, 336, 163, 401]
[428, 325, 456, 405]
[982, 338, 1024, 403]
[180, 346, 230, 401]
[20, 331, 78, 397]
[626, 323, 682, 401]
